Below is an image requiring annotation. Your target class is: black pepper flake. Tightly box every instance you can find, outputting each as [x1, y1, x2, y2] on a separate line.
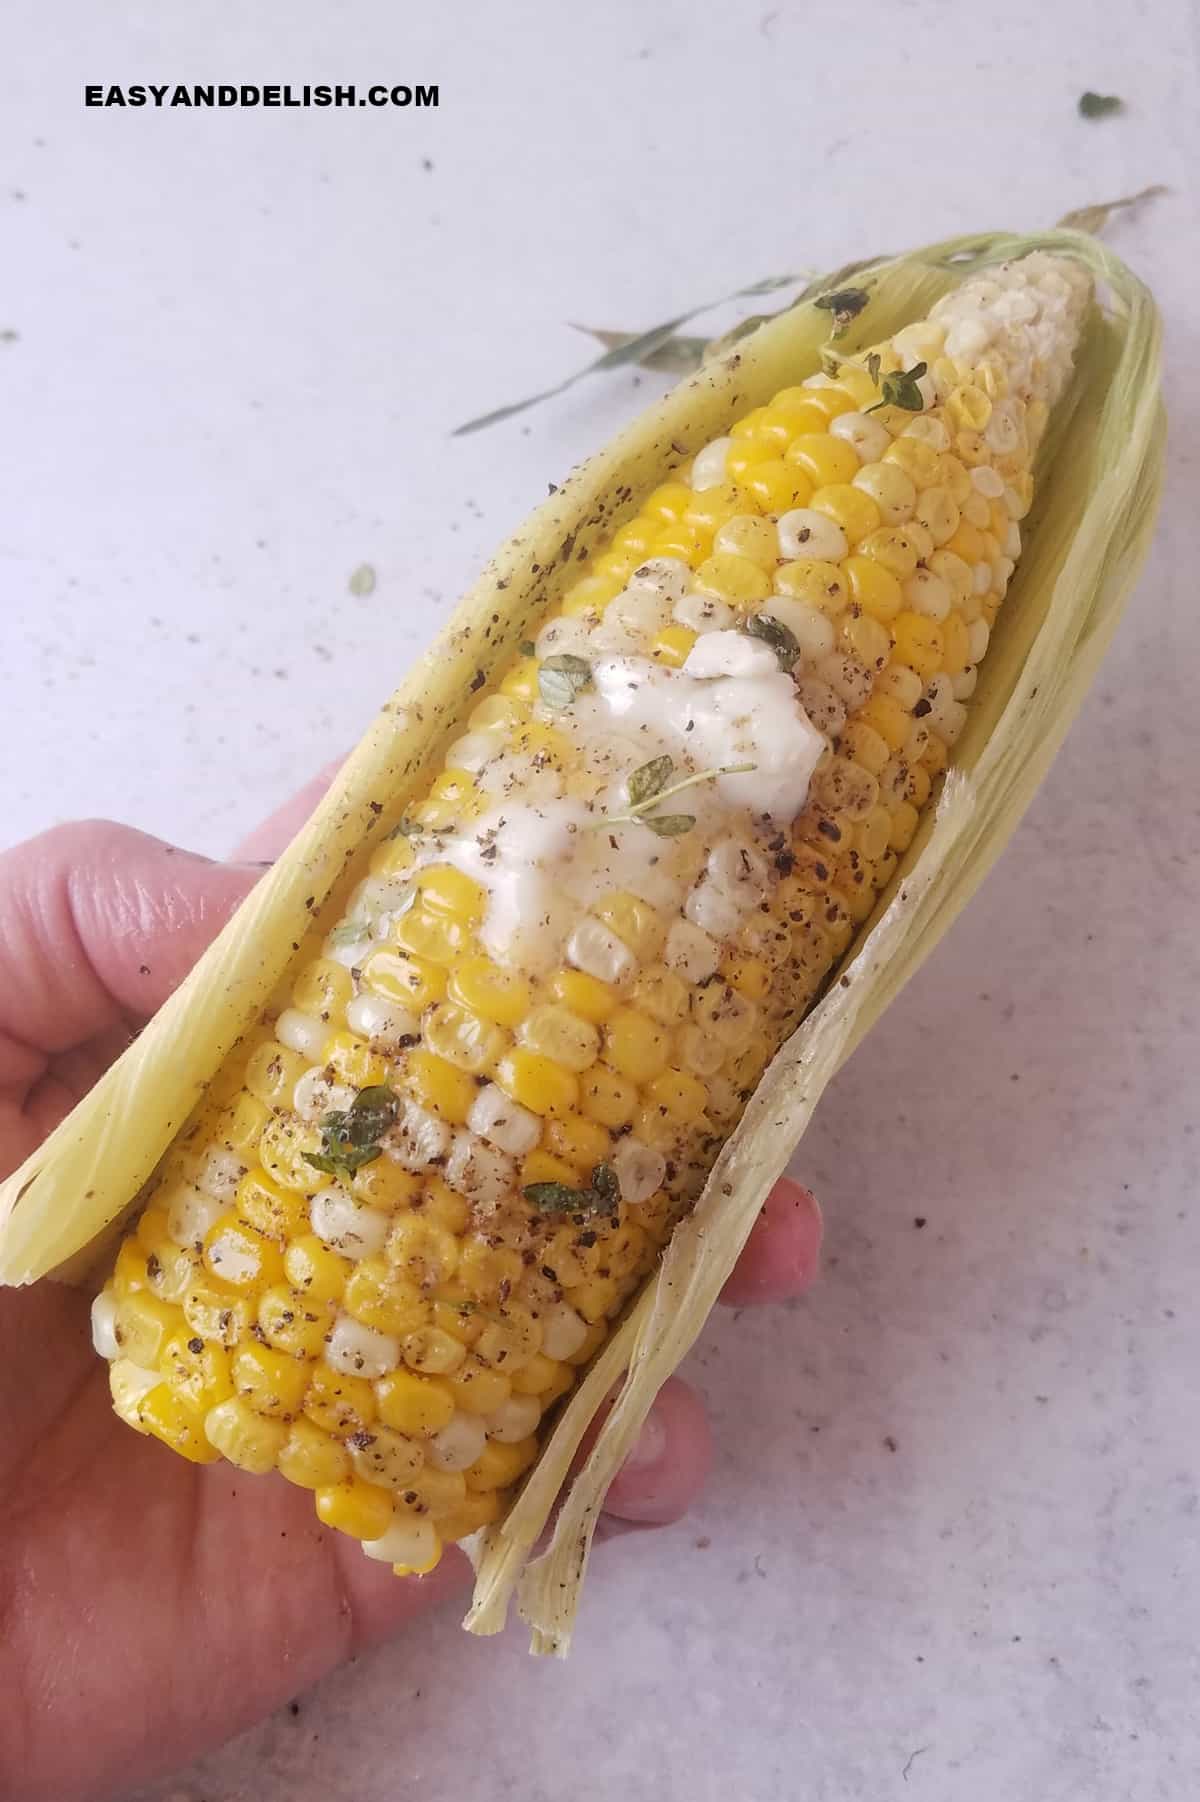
[470, 669, 486, 692]
[913, 698, 932, 717]
[187, 1336, 204, 1354]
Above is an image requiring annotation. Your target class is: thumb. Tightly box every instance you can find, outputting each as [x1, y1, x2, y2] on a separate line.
[0, 820, 262, 1063]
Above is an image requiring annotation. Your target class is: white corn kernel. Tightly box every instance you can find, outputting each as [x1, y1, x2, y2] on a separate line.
[444, 1130, 517, 1213]
[388, 1100, 452, 1172]
[165, 1180, 225, 1250]
[485, 1393, 542, 1443]
[626, 557, 691, 604]
[777, 508, 848, 563]
[275, 1010, 329, 1061]
[427, 1413, 488, 1471]
[967, 618, 991, 662]
[310, 1186, 390, 1259]
[195, 1146, 246, 1204]
[91, 1290, 119, 1361]
[613, 1138, 667, 1205]
[663, 919, 720, 983]
[468, 1082, 542, 1156]
[760, 596, 835, 662]
[325, 1313, 400, 1379]
[345, 992, 419, 1050]
[829, 410, 891, 463]
[690, 437, 731, 490]
[673, 589, 735, 634]
[567, 917, 636, 985]
[540, 1302, 589, 1362]
[362, 1516, 438, 1568]
[293, 1068, 357, 1124]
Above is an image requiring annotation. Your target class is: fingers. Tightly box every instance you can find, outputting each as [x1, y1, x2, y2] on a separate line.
[0, 822, 261, 1074]
[600, 1376, 713, 1526]
[229, 759, 345, 863]
[719, 1175, 823, 1307]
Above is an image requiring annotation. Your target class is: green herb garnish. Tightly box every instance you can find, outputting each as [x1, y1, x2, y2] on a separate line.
[524, 1163, 622, 1216]
[743, 612, 801, 669]
[626, 754, 675, 808]
[538, 653, 593, 709]
[642, 812, 697, 837]
[586, 758, 756, 838]
[1078, 91, 1123, 119]
[389, 817, 422, 841]
[866, 360, 927, 414]
[304, 1084, 398, 1180]
[519, 640, 536, 657]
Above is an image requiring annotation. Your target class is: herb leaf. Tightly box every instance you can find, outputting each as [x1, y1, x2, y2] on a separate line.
[590, 1163, 619, 1205]
[813, 287, 870, 335]
[627, 754, 675, 807]
[1078, 91, 1123, 119]
[865, 351, 881, 386]
[519, 640, 536, 658]
[642, 812, 697, 838]
[538, 653, 593, 710]
[389, 817, 422, 840]
[743, 612, 801, 669]
[304, 1084, 399, 1182]
[523, 1162, 622, 1216]
[866, 361, 927, 414]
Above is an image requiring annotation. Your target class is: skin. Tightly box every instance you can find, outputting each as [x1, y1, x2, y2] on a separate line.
[0, 778, 823, 1801]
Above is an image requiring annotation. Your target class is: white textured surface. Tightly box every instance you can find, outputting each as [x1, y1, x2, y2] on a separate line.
[3, 2, 1199, 1799]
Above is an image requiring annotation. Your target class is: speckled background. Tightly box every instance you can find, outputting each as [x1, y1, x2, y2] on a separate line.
[3, 2, 1198, 1798]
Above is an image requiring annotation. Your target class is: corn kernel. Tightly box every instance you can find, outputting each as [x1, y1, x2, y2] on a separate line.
[437, 1489, 507, 1542]
[344, 1259, 430, 1336]
[392, 904, 471, 967]
[841, 721, 891, 777]
[304, 1364, 377, 1434]
[419, 1179, 472, 1235]
[236, 1169, 308, 1240]
[774, 558, 846, 614]
[629, 965, 689, 1027]
[891, 612, 946, 680]
[158, 1329, 233, 1415]
[844, 554, 903, 622]
[840, 611, 891, 672]
[724, 438, 774, 484]
[858, 692, 912, 752]
[740, 458, 816, 513]
[465, 1436, 538, 1493]
[368, 834, 417, 878]
[402, 1325, 468, 1376]
[257, 1286, 333, 1359]
[495, 1047, 579, 1118]
[136, 1386, 220, 1463]
[257, 1116, 323, 1194]
[650, 624, 697, 667]
[810, 483, 881, 547]
[182, 1280, 252, 1348]
[376, 1369, 456, 1437]
[204, 1396, 288, 1473]
[906, 762, 933, 808]
[719, 952, 771, 1000]
[652, 522, 710, 564]
[475, 1304, 542, 1373]
[315, 1479, 395, 1541]
[348, 1426, 425, 1491]
[217, 1091, 271, 1158]
[113, 1291, 179, 1368]
[561, 572, 623, 617]
[398, 1465, 468, 1517]
[423, 1002, 508, 1074]
[784, 433, 860, 488]
[580, 1063, 637, 1128]
[404, 1050, 477, 1125]
[244, 1041, 308, 1110]
[278, 1418, 351, 1489]
[232, 1341, 310, 1418]
[567, 1275, 623, 1324]
[415, 864, 486, 923]
[293, 958, 354, 1020]
[283, 1233, 351, 1306]
[445, 1358, 512, 1416]
[448, 955, 531, 1026]
[889, 799, 920, 852]
[522, 1148, 583, 1187]
[320, 1030, 391, 1090]
[642, 480, 693, 521]
[518, 1003, 601, 1074]
[203, 1215, 286, 1295]
[511, 1354, 574, 1404]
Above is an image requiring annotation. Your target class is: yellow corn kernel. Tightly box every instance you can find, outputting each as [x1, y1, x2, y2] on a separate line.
[345, 1258, 429, 1336]
[320, 1031, 391, 1090]
[159, 1329, 233, 1415]
[236, 1170, 308, 1240]
[858, 691, 912, 752]
[630, 965, 689, 1027]
[651, 522, 710, 564]
[292, 957, 354, 1020]
[348, 1425, 425, 1491]
[853, 459, 916, 525]
[594, 892, 666, 962]
[402, 1325, 468, 1376]
[580, 1063, 637, 1128]
[279, 1240, 349, 1314]
[567, 1274, 623, 1324]
[784, 433, 860, 488]
[465, 1436, 538, 1493]
[522, 1148, 584, 1188]
[810, 483, 882, 547]
[113, 1291, 179, 1368]
[278, 1418, 351, 1489]
[891, 612, 946, 680]
[561, 571, 624, 617]
[801, 382, 858, 418]
[257, 1286, 333, 1359]
[257, 1116, 323, 1194]
[684, 482, 750, 533]
[448, 955, 531, 1027]
[731, 403, 786, 445]
[217, 1091, 271, 1158]
[436, 1489, 507, 1542]
[496, 1047, 579, 1118]
[922, 732, 950, 779]
[612, 518, 657, 558]
[906, 762, 933, 807]
[244, 1040, 308, 1110]
[723, 438, 774, 484]
[841, 721, 891, 778]
[381, 1216, 456, 1292]
[415, 864, 486, 924]
[858, 527, 920, 581]
[315, 1478, 394, 1541]
[446, 1358, 512, 1416]
[430, 1286, 485, 1345]
[404, 1049, 477, 1125]
[420, 1179, 472, 1235]
[693, 550, 773, 606]
[719, 952, 771, 1000]
[889, 799, 920, 852]
[398, 1465, 468, 1517]
[136, 1386, 220, 1464]
[844, 554, 903, 622]
[457, 1237, 524, 1301]
[376, 1368, 456, 1437]
[392, 904, 471, 967]
[475, 1304, 542, 1372]
[182, 1280, 252, 1348]
[766, 388, 832, 429]
[363, 949, 447, 1011]
[203, 1215, 286, 1295]
[650, 623, 697, 667]
[774, 557, 846, 614]
[940, 608, 971, 677]
[232, 1341, 310, 1418]
[840, 611, 892, 673]
[642, 480, 693, 521]
[423, 1002, 507, 1075]
[540, 1113, 607, 1174]
[498, 653, 541, 700]
[589, 547, 641, 583]
[204, 1396, 288, 1474]
[511, 1354, 574, 1404]
[854, 804, 893, 862]
[643, 1066, 709, 1124]
[349, 1163, 417, 1216]
[809, 755, 880, 821]
[548, 967, 619, 1024]
[519, 1003, 601, 1074]
[603, 1009, 671, 1083]
[739, 460, 814, 514]
[712, 514, 778, 563]
[143, 1236, 199, 1307]
[304, 1365, 377, 1435]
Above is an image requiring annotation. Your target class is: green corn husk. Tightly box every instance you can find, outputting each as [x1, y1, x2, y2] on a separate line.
[0, 229, 1164, 1655]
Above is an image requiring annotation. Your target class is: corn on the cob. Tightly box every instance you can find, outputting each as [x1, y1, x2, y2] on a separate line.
[90, 251, 1092, 1576]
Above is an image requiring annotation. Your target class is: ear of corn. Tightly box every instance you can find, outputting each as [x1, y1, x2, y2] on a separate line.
[0, 229, 1163, 1649]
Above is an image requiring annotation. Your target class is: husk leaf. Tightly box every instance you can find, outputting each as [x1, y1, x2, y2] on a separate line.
[0, 230, 1163, 1658]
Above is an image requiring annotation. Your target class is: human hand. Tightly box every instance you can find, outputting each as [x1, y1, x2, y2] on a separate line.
[0, 779, 823, 1802]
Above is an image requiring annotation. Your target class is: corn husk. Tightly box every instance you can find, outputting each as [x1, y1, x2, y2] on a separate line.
[0, 229, 1163, 1651]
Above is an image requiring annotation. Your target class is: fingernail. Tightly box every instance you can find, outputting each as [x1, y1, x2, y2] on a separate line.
[621, 1408, 667, 1472]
